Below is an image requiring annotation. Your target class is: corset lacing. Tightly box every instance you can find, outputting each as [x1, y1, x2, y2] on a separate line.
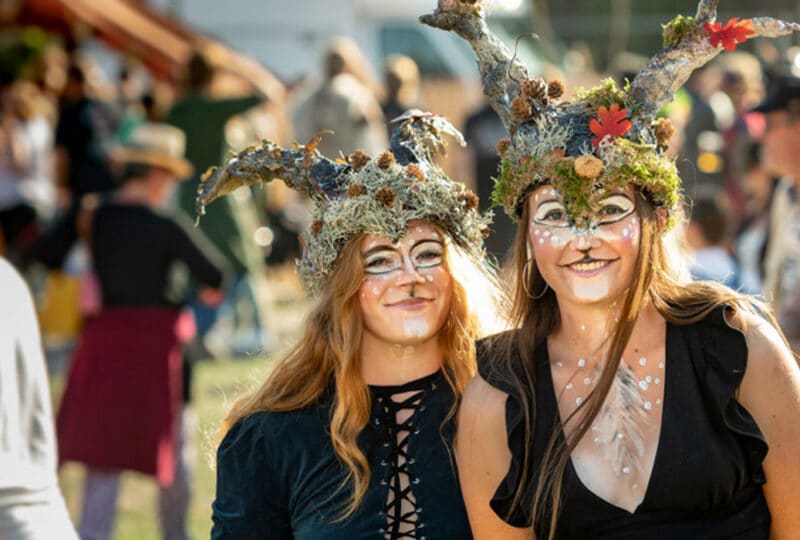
[371, 371, 440, 540]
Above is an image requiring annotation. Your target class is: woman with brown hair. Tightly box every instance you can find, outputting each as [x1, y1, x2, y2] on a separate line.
[424, 1, 800, 538]
[200, 112, 506, 539]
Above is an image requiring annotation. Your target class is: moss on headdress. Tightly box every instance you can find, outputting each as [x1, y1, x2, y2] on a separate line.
[489, 77, 681, 229]
[662, 15, 700, 48]
[297, 152, 491, 291]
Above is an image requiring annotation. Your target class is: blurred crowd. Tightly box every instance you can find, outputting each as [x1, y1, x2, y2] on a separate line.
[2, 15, 800, 540]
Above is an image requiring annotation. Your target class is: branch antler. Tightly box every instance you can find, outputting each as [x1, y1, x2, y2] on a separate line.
[195, 138, 347, 222]
[420, 0, 531, 130]
[628, 0, 799, 138]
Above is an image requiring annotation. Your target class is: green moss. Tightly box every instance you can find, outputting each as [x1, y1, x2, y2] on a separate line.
[662, 15, 698, 48]
[575, 78, 630, 110]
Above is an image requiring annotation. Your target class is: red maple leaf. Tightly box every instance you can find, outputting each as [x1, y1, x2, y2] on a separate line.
[589, 104, 632, 148]
[703, 18, 755, 52]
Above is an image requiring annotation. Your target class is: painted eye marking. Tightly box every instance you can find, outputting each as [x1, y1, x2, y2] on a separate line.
[362, 239, 444, 275]
[596, 194, 635, 225]
[410, 240, 444, 269]
[533, 200, 570, 228]
[364, 250, 401, 275]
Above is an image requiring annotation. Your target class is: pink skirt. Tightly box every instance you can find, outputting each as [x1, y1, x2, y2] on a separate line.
[56, 307, 190, 485]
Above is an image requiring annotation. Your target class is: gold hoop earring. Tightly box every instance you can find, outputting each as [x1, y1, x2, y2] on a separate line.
[522, 259, 549, 299]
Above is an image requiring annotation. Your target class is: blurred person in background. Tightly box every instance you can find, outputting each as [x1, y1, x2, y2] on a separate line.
[757, 73, 800, 352]
[55, 123, 229, 540]
[463, 100, 516, 265]
[381, 54, 422, 132]
[19, 59, 119, 272]
[0, 79, 55, 264]
[54, 60, 118, 205]
[686, 196, 744, 290]
[0, 255, 77, 540]
[716, 52, 766, 220]
[735, 141, 776, 295]
[293, 37, 388, 158]
[166, 51, 267, 360]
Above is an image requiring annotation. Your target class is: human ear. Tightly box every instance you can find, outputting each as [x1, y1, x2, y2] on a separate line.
[655, 208, 668, 232]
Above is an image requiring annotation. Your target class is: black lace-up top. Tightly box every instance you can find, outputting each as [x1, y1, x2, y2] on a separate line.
[212, 370, 472, 540]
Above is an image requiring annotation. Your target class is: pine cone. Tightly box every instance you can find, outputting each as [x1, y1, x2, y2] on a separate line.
[547, 80, 564, 100]
[521, 78, 547, 100]
[347, 150, 370, 170]
[496, 138, 512, 156]
[376, 151, 396, 169]
[375, 186, 396, 207]
[458, 190, 480, 211]
[406, 164, 426, 182]
[310, 220, 324, 236]
[653, 117, 675, 147]
[511, 96, 533, 120]
[347, 183, 366, 197]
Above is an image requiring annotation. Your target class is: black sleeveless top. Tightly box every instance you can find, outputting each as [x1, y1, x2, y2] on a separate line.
[477, 308, 770, 539]
[212, 370, 472, 540]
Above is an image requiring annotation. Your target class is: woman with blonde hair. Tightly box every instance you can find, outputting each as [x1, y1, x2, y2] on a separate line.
[200, 112, 506, 539]
[425, 1, 800, 538]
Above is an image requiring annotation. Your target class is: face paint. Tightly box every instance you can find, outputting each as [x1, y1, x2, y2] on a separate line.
[358, 221, 453, 347]
[527, 185, 641, 306]
[403, 318, 430, 338]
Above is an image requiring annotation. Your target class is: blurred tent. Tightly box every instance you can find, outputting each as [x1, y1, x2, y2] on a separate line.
[4, 0, 285, 104]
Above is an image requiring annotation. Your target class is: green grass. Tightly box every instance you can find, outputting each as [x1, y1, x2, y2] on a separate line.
[56, 357, 271, 540]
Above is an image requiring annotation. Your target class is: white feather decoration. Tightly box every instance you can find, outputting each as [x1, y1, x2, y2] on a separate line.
[593, 362, 649, 477]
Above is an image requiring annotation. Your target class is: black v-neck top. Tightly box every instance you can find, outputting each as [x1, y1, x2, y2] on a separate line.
[212, 370, 472, 540]
[477, 307, 770, 539]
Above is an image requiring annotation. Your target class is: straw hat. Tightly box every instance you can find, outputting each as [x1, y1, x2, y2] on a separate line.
[110, 122, 194, 180]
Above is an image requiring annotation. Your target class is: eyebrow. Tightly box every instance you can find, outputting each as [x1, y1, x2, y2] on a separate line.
[535, 198, 563, 209]
[362, 238, 443, 258]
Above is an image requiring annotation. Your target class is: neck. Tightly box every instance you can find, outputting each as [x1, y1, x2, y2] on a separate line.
[360, 333, 443, 386]
[116, 180, 157, 206]
[552, 299, 621, 358]
[551, 298, 661, 365]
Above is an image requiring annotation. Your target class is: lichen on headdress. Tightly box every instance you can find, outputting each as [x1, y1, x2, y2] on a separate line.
[196, 111, 490, 293]
[422, 0, 800, 230]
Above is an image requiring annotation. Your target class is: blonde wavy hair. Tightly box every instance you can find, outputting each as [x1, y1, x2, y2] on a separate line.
[219, 225, 507, 518]
[488, 189, 787, 540]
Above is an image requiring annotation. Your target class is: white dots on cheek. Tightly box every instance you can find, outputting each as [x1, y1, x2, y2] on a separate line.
[549, 234, 566, 248]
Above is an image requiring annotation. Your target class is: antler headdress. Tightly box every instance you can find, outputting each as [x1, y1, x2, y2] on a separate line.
[422, 0, 799, 229]
[196, 112, 490, 292]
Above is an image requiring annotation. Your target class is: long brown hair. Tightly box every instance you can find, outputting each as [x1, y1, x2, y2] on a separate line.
[491, 190, 782, 539]
[219, 229, 505, 518]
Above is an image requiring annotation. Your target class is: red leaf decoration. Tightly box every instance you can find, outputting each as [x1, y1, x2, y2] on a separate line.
[703, 18, 755, 52]
[589, 104, 632, 148]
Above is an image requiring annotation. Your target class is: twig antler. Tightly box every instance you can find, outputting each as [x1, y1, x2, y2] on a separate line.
[195, 138, 346, 221]
[628, 0, 800, 137]
[420, 0, 531, 130]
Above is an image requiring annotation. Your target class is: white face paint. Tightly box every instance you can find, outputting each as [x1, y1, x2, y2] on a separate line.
[358, 221, 453, 347]
[403, 318, 430, 339]
[527, 185, 642, 306]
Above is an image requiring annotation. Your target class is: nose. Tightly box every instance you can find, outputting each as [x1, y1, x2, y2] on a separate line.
[398, 255, 426, 286]
[571, 228, 601, 252]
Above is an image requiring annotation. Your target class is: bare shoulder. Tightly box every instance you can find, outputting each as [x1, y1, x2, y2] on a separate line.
[457, 375, 510, 459]
[723, 308, 797, 389]
[723, 307, 800, 429]
[726, 307, 800, 537]
[457, 375, 532, 539]
[461, 374, 508, 421]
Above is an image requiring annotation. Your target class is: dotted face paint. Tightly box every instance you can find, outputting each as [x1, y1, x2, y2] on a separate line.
[527, 185, 642, 306]
[358, 221, 453, 348]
